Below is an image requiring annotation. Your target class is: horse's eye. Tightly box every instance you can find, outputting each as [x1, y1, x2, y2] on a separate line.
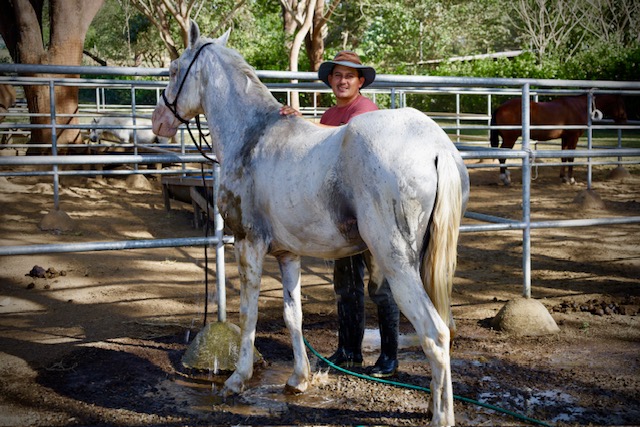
[169, 62, 178, 78]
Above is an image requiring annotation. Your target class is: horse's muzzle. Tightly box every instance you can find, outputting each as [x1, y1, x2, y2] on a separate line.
[152, 105, 179, 137]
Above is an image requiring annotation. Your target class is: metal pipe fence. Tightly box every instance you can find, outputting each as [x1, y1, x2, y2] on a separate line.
[1, 63, 639, 300]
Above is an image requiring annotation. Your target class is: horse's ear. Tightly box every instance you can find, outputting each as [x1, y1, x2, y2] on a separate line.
[189, 20, 201, 48]
[217, 29, 231, 46]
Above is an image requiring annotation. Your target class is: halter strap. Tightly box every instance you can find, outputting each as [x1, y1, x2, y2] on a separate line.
[162, 42, 214, 124]
[161, 41, 219, 164]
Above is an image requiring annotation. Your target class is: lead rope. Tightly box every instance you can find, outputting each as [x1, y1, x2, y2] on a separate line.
[191, 116, 215, 327]
[162, 42, 219, 328]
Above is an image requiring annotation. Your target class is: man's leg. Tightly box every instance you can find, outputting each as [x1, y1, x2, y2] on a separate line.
[324, 254, 365, 368]
[365, 252, 400, 378]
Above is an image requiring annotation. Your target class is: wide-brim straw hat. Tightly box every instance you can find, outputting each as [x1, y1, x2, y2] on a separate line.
[318, 51, 376, 89]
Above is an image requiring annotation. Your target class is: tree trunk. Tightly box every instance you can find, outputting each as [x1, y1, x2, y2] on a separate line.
[0, 0, 104, 154]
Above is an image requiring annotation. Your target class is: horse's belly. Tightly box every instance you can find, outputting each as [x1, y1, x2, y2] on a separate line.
[269, 220, 366, 259]
[531, 129, 563, 141]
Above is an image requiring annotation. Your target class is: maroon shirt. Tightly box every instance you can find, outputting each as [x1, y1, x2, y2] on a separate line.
[320, 95, 378, 126]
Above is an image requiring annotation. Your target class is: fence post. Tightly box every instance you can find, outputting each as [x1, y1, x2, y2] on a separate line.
[587, 90, 594, 189]
[521, 83, 532, 298]
[49, 81, 60, 211]
[213, 163, 227, 322]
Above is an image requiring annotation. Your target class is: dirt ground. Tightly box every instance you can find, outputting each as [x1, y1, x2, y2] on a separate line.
[0, 161, 638, 426]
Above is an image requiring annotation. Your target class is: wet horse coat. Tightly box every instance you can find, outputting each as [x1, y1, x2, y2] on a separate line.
[152, 22, 469, 426]
[490, 94, 627, 185]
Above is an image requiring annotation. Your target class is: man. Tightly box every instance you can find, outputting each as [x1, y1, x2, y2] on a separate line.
[280, 51, 400, 378]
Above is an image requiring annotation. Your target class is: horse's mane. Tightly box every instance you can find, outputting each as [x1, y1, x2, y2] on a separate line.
[206, 40, 276, 105]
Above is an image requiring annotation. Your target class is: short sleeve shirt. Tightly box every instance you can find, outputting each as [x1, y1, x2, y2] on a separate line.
[320, 95, 379, 126]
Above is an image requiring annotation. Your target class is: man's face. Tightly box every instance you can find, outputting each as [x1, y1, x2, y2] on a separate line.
[327, 64, 365, 102]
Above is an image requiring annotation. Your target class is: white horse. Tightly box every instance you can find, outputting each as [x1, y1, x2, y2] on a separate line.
[152, 22, 469, 426]
[89, 116, 172, 144]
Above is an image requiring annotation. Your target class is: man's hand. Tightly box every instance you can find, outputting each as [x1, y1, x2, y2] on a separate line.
[279, 105, 302, 117]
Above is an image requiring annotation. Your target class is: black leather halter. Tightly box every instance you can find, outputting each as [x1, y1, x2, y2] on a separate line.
[161, 42, 214, 124]
[161, 42, 218, 164]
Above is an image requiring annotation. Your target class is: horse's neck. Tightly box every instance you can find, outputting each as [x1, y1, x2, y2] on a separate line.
[202, 64, 280, 165]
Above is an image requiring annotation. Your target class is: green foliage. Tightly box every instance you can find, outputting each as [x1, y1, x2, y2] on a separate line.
[559, 44, 640, 82]
[234, 0, 288, 71]
[351, 0, 515, 75]
[434, 52, 552, 79]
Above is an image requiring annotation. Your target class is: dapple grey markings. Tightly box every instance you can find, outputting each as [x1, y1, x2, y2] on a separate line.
[152, 21, 468, 426]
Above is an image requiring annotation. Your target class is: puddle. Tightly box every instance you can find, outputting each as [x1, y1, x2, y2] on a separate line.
[173, 361, 336, 416]
[172, 330, 423, 417]
[477, 387, 586, 424]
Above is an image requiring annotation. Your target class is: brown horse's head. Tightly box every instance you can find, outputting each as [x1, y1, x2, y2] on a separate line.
[597, 94, 627, 124]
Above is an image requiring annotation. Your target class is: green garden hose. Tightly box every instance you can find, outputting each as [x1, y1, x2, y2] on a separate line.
[303, 337, 551, 427]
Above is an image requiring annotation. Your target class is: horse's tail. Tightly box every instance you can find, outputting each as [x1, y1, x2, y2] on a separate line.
[420, 151, 463, 338]
[490, 110, 500, 148]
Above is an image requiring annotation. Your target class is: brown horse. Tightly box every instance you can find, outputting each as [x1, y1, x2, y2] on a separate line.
[490, 94, 627, 185]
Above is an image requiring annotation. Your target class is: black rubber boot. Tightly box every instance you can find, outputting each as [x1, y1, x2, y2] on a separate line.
[319, 255, 366, 370]
[320, 347, 363, 369]
[369, 285, 400, 378]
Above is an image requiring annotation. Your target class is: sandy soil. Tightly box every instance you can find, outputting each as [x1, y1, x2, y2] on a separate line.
[0, 161, 638, 426]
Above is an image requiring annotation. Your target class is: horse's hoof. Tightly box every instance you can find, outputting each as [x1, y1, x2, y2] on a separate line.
[219, 385, 241, 398]
[223, 374, 246, 395]
[499, 172, 511, 186]
[284, 382, 307, 395]
[284, 374, 309, 395]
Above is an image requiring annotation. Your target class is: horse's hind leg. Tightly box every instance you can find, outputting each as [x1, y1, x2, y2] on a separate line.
[277, 253, 310, 394]
[223, 239, 268, 395]
[387, 271, 454, 426]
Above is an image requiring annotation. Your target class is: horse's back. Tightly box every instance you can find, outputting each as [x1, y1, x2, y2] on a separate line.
[339, 107, 467, 222]
[346, 107, 458, 154]
[494, 97, 586, 143]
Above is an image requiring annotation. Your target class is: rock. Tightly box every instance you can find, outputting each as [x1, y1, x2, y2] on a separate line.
[606, 166, 631, 181]
[39, 209, 75, 232]
[126, 174, 153, 190]
[182, 322, 263, 374]
[573, 189, 606, 210]
[491, 298, 560, 336]
[26, 265, 46, 278]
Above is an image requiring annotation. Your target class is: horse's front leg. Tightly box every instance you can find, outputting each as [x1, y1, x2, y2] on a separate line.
[560, 138, 577, 184]
[497, 135, 516, 186]
[277, 253, 310, 394]
[223, 238, 268, 395]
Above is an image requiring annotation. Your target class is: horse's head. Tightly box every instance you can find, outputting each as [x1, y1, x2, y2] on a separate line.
[597, 94, 628, 124]
[88, 117, 99, 142]
[152, 21, 230, 138]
